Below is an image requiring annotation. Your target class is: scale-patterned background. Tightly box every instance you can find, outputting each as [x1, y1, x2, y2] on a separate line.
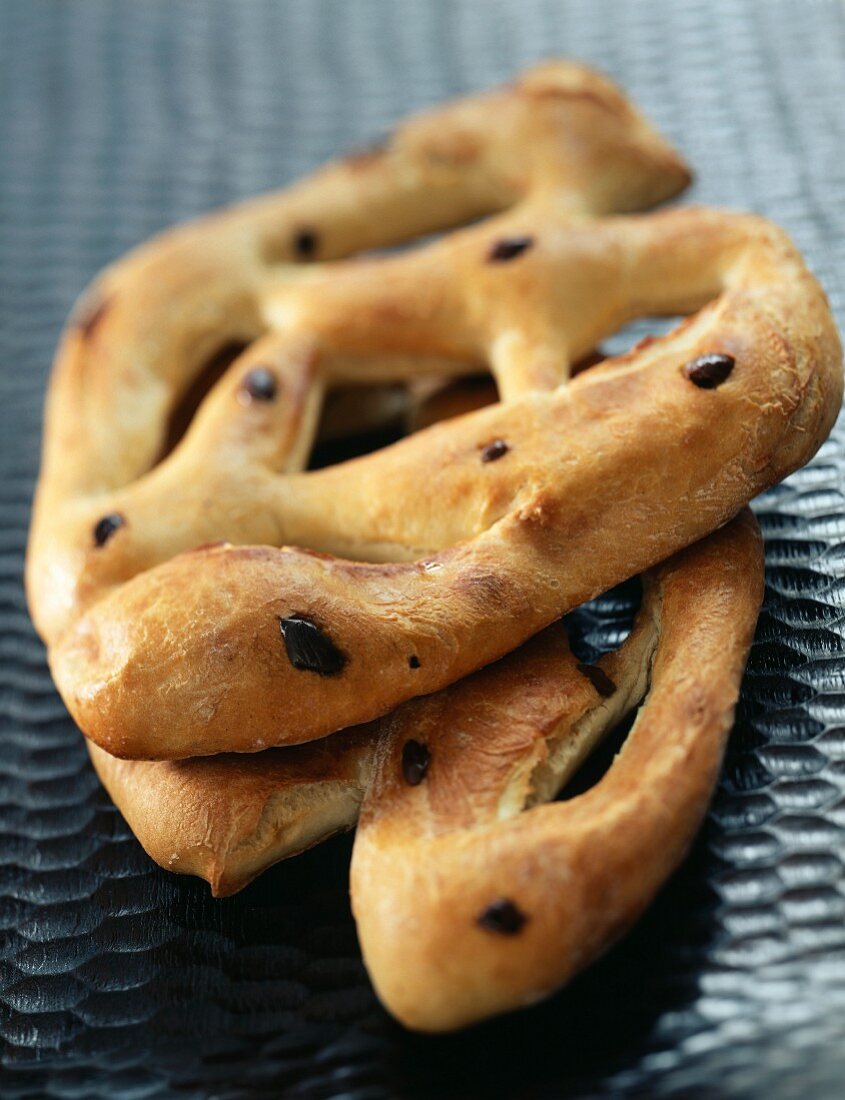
[2, 1, 845, 1097]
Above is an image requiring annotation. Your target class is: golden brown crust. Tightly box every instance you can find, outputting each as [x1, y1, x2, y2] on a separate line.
[29, 61, 689, 644]
[26, 62, 840, 766]
[87, 510, 760, 949]
[87, 731, 374, 897]
[27, 61, 701, 760]
[42, 204, 841, 760]
[351, 509, 764, 1031]
[27, 64, 834, 1037]
[89, 512, 763, 1035]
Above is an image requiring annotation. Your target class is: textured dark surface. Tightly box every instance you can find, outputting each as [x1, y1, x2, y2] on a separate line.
[2, 1, 845, 1097]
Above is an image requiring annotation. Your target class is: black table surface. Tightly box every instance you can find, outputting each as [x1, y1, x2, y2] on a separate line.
[2, 1, 845, 1097]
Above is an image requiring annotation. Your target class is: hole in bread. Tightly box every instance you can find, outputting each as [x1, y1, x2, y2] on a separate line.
[301, 317, 681, 470]
[489, 577, 643, 820]
[556, 713, 636, 802]
[552, 576, 642, 802]
[407, 375, 498, 433]
[159, 340, 248, 462]
[602, 314, 686, 360]
[307, 384, 412, 470]
[307, 374, 499, 470]
[565, 576, 640, 665]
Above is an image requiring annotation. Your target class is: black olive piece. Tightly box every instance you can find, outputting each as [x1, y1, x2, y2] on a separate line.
[241, 367, 277, 402]
[481, 439, 509, 463]
[683, 353, 735, 389]
[279, 616, 346, 676]
[477, 898, 527, 935]
[488, 235, 534, 262]
[293, 227, 319, 259]
[93, 513, 125, 548]
[577, 663, 616, 698]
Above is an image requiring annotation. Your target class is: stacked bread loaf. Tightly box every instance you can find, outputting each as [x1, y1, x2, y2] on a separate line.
[26, 63, 842, 1030]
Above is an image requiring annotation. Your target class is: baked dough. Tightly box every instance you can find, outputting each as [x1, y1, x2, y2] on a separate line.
[24, 63, 828, 1032]
[87, 509, 761, 944]
[87, 732, 373, 898]
[28, 61, 709, 759]
[29, 62, 838, 762]
[89, 510, 762, 1035]
[353, 509, 764, 1030]
[47, 203, 840, 759]
[28, 59, 691, 647]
